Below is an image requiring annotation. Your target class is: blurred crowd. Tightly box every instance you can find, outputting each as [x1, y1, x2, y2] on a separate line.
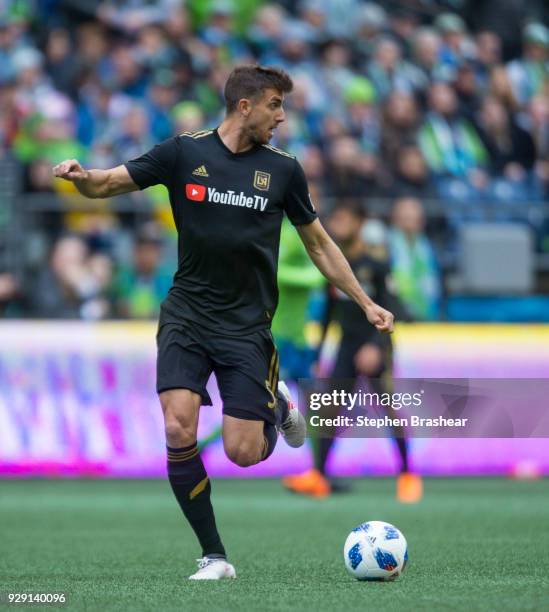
[0, 0, 548, 321]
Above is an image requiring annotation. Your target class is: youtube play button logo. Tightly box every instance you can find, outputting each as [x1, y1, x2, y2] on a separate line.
[186, 184, 206, 201]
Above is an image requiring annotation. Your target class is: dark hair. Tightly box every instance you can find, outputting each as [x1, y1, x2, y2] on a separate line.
[224, 65, 293, 114]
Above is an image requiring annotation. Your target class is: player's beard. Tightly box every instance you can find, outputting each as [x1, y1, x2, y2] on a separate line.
[248, 123, 273, 145]
[252, 131, 270, 145]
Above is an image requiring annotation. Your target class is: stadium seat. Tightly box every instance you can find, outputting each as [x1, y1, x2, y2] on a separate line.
[457, 223, 534, 294]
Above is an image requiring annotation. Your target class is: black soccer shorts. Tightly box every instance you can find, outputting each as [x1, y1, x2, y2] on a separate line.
[156, 316, 280, 425]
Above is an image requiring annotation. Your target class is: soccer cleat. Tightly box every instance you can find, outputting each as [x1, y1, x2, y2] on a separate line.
[396, 472, 423, 504]
[188, 557, 236, 580]
[277, 381, 306, 448]
[282, 469, 331, 498]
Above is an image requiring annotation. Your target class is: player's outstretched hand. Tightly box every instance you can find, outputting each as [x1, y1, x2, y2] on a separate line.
[364, 302, 394, 333]
[53, 159, 88, 181]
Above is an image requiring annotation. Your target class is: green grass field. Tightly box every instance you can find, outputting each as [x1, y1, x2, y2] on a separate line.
[1, 478, 548, 611]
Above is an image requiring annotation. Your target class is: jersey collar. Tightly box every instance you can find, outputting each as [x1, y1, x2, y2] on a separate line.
[214, 128, 261, 158]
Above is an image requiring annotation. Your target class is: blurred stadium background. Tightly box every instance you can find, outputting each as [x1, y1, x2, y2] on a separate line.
[1, 0, 548, 478]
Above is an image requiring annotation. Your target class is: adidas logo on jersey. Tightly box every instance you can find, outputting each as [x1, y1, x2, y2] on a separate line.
[192, 165, 209, 177]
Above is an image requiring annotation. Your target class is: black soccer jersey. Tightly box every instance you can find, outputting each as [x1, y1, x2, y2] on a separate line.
[124, 129, 317, 335]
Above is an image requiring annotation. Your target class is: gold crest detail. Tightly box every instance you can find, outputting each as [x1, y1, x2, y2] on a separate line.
[254, 170, 271, 191]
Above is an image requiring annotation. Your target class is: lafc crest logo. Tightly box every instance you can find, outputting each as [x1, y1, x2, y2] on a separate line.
[254, 170, 271, 191]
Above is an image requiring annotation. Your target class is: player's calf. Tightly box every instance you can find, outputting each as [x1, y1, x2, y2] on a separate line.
[160, 389, 226, 560]
[166, 442, 226, 559]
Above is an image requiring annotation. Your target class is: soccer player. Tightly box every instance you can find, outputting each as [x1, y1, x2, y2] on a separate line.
[283, 202, 422, 502]
[271, 216, 325, 380]
[53, 65, 394, 580]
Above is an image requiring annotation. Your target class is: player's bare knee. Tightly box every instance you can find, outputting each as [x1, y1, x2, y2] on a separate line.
[224, 441, 261, 467]
[231, 451, 260, 467]
[164, 418, 196, 447]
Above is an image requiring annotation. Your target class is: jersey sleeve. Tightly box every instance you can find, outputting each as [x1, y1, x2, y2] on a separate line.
[282, 159, 318, 226]
[124, 137, 179, 189]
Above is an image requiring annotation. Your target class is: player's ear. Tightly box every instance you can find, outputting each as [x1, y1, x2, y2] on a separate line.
[237, 98, 252, 117]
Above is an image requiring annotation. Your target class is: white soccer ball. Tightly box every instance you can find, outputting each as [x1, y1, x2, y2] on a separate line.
[343, 520, 408, 581]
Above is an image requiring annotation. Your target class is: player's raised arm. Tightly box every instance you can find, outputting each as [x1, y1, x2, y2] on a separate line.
[297, 219, 394, 333]
[53, 136, 180, 198]
[52, 161, 139, 199]
[282, 159, 393, 333]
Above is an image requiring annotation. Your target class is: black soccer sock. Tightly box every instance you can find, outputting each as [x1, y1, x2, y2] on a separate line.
[314, 436, 335, 475]
[393, 437, 409, 474]
[388, 415, 409, 474]
[261, 422, 278, 461]
[167, 443, 226, 558]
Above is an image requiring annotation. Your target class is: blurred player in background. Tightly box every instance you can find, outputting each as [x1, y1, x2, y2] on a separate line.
[283, 201, 422, 502]
[53, 65, 394, 580]
[271, 215, 325, 380]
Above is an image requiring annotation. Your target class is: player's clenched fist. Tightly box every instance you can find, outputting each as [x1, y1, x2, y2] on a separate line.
[52, 159, 88, 181]
[365, 302, 394, 333]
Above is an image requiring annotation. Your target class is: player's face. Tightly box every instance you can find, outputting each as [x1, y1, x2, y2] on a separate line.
[327, 209, 363, 245]
[246, 88, 286, 144]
